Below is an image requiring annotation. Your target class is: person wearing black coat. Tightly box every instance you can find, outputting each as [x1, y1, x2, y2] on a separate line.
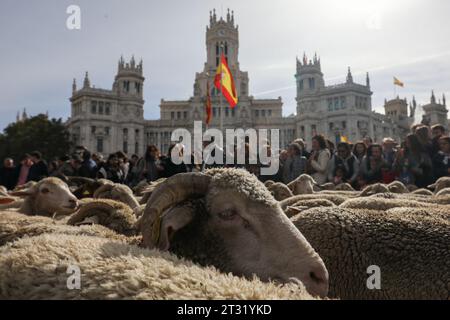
[0, 158, 17, 190]
[27, 151, 48, 182]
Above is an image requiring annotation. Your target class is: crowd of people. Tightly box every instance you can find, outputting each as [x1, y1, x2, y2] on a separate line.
[1, 124, 450, 191]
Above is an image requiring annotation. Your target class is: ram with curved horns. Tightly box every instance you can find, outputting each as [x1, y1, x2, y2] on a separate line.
[138, 168, 329, 298]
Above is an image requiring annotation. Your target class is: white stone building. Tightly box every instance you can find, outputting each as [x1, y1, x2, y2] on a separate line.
[66, 9, 448, 156]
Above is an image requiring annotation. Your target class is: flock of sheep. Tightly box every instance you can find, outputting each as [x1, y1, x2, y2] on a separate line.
[0, 169, 449, 300]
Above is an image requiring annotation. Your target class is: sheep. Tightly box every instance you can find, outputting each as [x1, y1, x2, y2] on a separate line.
[280, 194, 348, 211]
[334, 183, 355, 191]
[412, 188, 434, 196]
[358, 183, 389, 197]
[339, 196, 443, 211]
[133, 179, 150, 196]
[287, 174, 317, 195]
[385, 207, 450, 222]
[291, 206, 450, 299]
[93, 182, 140, 210]
[138, 178, 169, 205]
[263, 180, 275, 188]
[137, 168, 329, 297]
[0, 186, 8, 196]
[387, 181, 409, 194]
[67, 199, 137, 236]
[267, 182, 293, 201]
[284, 199, 335, 218]
[0, 233, 316, 300]
[0, 210, 137, 246]
[66, 177, 112, 199]
[428, 176, 450, 194]
[406, 184, 419, 192]
[0, 177, 79, 216]
[436, 187, 450, 197]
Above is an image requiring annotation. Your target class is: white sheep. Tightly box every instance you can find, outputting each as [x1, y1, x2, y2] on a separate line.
[428, 176, 450, 194]
[138, 168, 329, 297]
[0, 233, 316, 300]
[0, 177, 79, 216]
[291, 206, 450, 299]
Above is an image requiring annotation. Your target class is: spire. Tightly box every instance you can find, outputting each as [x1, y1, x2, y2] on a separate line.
[16, 111, 20, 122]
[210, 10, 213, 24]
[231, 10, 234, 25]
[130, 55, 135, 68]
[346, 67, 353, 83]
[22, 108, 27, 120]
[227, 8, 231, 22]
[72, 78, 77, 93]
[431, 90, 436, 104]
[443, 93, 446, 106]
[303, 52, 307, 65]
[83, 71, 90, 88]
[45, 110, 49, 118]
[213, 9, 217, 22]
[366, 72, 370, 88]
[314, 52, 317, 64]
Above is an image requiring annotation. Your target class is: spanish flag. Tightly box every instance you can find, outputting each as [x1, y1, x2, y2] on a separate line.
[393, 77, 404, 87]
[205, 81, 212, 125]
[214, 54, 238, 108]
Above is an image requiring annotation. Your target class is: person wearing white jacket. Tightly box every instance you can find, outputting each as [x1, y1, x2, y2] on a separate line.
[307, 135, 331, 185]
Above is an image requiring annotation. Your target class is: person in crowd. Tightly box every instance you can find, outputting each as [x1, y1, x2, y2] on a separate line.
[78, 149, 97, 178]
[116, 151, 130, 181]
[48, 160, 59, 177]
[282, 142, 307, 184]
[102, 153, 125, 183]
[293, 138, 310, 158]
[327, 142, 359, 185]
[70, 154, 83, 176]
[326, 139, 335, 155]
[16, 154, 33, 187]
[431, 124, 446, 155]
[92, 153, 104, 166]
[363, 136, 373, 148]
[359, 144, 386, 185]
[352, 141, 367, 164]
[125, 154, 140, 186]
[410, 123, 423, 134]
[306, 135, 331, 185]
[415, 125, 433, 156]
[332, 165, 347, 185]
[0, 158, 17, 190]
[432, 135, 450, 180]
[161, 143, 188, 178]
[55, 155, 75, 177]
[136, 145, 164, 182]
[382, 137, 398, 169]
[201, 137, 225, 171]
[393, 134, 433, 188]
[27, 151, 48, 182]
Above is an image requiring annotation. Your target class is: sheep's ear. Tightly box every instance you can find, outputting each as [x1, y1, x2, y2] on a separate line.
[8, 189, 33, 197]
[0, 197, 16, 204]
[157, 206, 195, 251]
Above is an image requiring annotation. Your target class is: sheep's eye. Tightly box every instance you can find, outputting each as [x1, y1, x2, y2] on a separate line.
[41, 188, 50, 194]
[218, 209, 237, 220]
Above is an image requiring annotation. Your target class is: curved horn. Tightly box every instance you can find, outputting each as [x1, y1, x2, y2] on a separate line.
[93, 183, 115, 198]
[139, 172, 212, 248]
[67, 201, 116, 225]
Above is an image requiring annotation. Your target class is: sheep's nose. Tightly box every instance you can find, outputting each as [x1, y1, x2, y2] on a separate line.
[305, 264, 329, 298]
[68, 199, 78, 209]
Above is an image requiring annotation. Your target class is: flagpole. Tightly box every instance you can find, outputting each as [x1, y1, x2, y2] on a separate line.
[219, 44, 224, 133]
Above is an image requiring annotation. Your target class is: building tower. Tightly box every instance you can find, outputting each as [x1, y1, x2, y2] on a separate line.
[295, 53, 325, 115]
[113, 55, 144, 99]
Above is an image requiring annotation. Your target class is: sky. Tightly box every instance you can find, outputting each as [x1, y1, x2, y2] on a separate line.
[1, 0, 449, 131]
